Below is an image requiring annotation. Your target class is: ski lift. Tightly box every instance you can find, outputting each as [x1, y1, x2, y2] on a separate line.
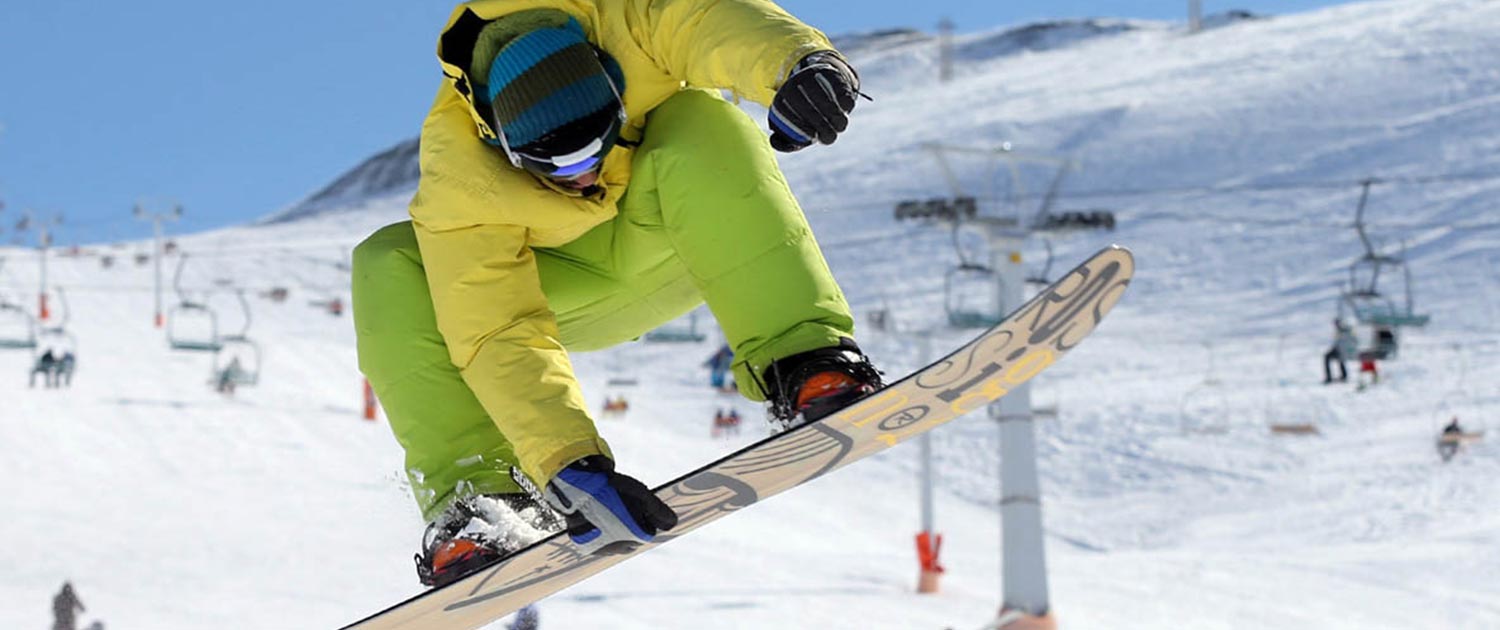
[1025, 238, 1055, 287]
[601, 343, 638, 419]
[604, 341, 640, 387]
[0, 300, 37, 350]
[1025, 157, 1115, 234]
[1030, 380, 1061, 420]
[1336, 181, 1429, 354]
[1035, 210, 1116, 232]
[31, 331, 78, 389]
[36, 288, 76, 354]
[644, 309, 709, 343]
[893, 196, 978, 223]
[211, 289, 262, 387]
[945, 263, 1004, 329]
[867, 306, 893, 333]
[1180, 342, 1231, 434]
[1263, 333, 1324, 435]
[166, 254, 222, 352]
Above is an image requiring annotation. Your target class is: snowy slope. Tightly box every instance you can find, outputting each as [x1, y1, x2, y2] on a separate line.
[4, 0, 1500, 628]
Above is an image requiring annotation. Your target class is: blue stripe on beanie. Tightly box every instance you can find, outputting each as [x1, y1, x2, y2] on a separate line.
[503, 75, 616, 148]
[486, 25, 584, 98]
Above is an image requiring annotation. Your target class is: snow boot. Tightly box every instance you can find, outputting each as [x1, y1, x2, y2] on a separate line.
[414, 493, 563, 588]
[762, 338, 883, 432]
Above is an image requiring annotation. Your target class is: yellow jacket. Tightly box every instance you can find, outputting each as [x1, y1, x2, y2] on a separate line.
[410, 0, 834, 485]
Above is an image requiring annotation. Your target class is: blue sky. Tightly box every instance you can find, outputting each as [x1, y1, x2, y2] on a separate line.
[0, 0, 1355, 245]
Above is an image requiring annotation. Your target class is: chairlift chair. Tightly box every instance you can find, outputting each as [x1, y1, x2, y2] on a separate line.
[1336, 295, 1405, 361]
[0, 302, 38, 350]
[167, 303, 222, 352]
[604, 341, 640, 387]
[166, 255, 222, 351]
[36, 326, 77, 356]
[211, 289, 261, 386]
[945, 263, 1004, 329]
[1035, 210, 1116, 233]
[1025, 238, 1055, 287]
[1338, 181, 1429, 332]
[213, 335, 262, 386]
[1030, 381, 1061, 419]
[644, 310, 709, 343]
[1180, 342, 1232, 434]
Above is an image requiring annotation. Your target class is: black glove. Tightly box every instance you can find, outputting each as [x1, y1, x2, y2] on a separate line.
[769, 51, 861, 153]
[543, 455, 678, 556]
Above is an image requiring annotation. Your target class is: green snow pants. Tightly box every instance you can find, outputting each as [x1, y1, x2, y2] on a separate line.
[353, 89, 854, 521]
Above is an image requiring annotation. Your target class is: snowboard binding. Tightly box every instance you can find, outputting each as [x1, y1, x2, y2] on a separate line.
[415, 493, 563, 588]
[760, 338, 883, 433]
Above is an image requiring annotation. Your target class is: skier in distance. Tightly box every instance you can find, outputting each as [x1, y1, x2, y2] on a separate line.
[352, 0, 883, 588]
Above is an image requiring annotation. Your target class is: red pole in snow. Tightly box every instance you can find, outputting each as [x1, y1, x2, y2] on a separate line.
[363, 379, 378, 421]
[916, 531, 944, 593]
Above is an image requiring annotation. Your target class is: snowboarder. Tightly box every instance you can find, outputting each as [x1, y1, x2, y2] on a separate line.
[1323, 318, 1355, 384]
[704, 344, 735, 392]
[351, 0, 883, 590]
[1438, 416, 1466, 462]
[52, 582, 84, 630]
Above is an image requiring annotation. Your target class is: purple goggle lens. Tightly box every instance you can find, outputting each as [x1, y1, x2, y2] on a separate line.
[542, 155, 601, 177]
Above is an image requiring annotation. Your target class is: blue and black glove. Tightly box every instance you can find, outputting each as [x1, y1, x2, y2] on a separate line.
[769, 51, 862, 153]
[543, 455, 678, 556]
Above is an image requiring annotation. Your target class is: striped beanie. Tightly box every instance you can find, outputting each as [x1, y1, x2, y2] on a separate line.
[484, 18, 623, 154]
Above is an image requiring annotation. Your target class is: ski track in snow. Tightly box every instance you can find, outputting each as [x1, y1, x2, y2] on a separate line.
[3, 1, 1499, 628]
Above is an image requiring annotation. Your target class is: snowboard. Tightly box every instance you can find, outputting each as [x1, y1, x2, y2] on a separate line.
[342, 245, 1134, 630]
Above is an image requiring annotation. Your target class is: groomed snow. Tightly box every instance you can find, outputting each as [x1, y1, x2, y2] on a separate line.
[3, 0, 1498, 628]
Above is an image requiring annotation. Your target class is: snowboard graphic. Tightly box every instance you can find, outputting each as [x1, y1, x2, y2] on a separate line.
[342, 245, 1134, 630]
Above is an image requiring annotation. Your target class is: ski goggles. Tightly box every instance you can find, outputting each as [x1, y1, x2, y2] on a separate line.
[500, 111, 624, 179]
[495, 86, 627, 180]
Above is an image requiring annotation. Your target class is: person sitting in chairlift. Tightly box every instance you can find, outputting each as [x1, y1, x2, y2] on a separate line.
[1323, 318, 1356, 384]
[216, 357, 246, 396]
[31, 349, 58, 389]
[1357, 350, 1380, 387]
[56, 351, 76, 388]
[1443, 416, 1464, 435]
[1373, 325, 1397, 358]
